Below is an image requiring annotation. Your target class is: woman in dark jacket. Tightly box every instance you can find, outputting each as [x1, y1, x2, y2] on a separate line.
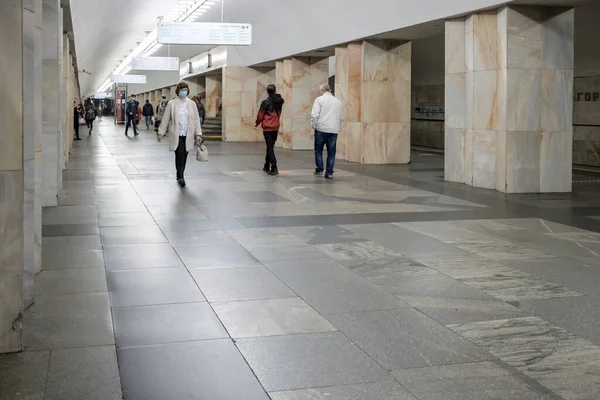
[73, 102, 82, 140]
[85, 103, 96, 135]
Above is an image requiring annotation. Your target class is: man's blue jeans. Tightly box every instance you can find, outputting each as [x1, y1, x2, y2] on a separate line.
[314, 130, 338, 176]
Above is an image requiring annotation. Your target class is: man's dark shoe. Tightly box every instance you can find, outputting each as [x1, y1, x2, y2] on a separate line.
[314, 170, 323, 176]
[178, 178, 186, 187]
[325, 174, 333, 179]
[268, 169, 279, 176]
[263, 164, 270, 174]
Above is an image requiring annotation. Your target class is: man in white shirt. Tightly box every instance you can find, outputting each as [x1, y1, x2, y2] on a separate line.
[311, 84, 344, 179]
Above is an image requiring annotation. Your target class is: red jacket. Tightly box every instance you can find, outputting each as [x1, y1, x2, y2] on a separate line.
[256, 94, 284, 131]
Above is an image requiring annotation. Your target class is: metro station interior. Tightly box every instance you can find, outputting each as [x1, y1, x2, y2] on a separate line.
[2, 0, 600, 399]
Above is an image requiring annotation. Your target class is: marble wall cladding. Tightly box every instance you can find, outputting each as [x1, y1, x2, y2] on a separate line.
[541, 7, 574, 70]
[445, 6, 573, 192]
[540, 131, 572, 192]
[445, 19, 466, 74]
[473, 12, 498, 71]
[444, 128, 465, 183]
[506, 6, 542, 69]
[345, 122, 363, 163]
[506, 131, 541, 193]
[0, 171, 24, 353]
[42, 59, 60, 206]
[205, 74, 221, 117]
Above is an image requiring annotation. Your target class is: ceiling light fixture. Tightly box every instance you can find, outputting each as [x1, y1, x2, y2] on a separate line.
[96, 0, 215, 93]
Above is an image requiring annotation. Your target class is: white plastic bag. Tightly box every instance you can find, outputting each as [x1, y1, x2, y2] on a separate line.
[196, 143, 208, 162]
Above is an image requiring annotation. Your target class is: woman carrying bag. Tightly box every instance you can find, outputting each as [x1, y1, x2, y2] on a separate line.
[157, 82, 204, 188]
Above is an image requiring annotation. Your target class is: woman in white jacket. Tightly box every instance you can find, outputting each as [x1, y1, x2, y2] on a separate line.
[157, 82, 203, 187]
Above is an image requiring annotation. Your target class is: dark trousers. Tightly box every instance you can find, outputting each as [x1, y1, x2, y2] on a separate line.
[175, 136, 189, 180]
[125, 114, 137, 135]
[314, 130, 338, 176]
[74, 121, 80, 139]
[86, 119, 93, 133]
[263, 131, 278, 171]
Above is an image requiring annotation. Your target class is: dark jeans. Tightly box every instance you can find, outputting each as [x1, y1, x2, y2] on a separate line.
[314, 130, 338, 176]
[263, 131, 278, 171]
[74, 121, 80, 139]
[144, 115, 152, 129]
[175, 136, 189, 180]
[125, 114, 137, 135]
[86, 119, 93, 133]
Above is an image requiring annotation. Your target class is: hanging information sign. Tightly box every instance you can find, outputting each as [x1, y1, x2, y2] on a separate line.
[131, 57, 180, 71]
[157, 22, 252, 45]
[111, 75, 147, 84]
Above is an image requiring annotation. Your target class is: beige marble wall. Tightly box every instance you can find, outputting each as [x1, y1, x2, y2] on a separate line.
[335, 41, 412, 164]
[444, 6, 574, 193]
[222, 67, 275, 142]
[205, 74, 221, 118]
[274, 61, 290, 149]
[33, 0, 42, 278]
[1, 0, 25, 353]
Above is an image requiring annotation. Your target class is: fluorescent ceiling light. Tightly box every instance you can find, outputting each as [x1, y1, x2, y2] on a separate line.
[96, 0, 215, 92]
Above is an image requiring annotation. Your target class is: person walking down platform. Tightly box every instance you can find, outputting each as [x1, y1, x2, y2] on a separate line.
[311, 84, 344, 179]
[255, 84, 284, 176]
[155, 95, 169, 133]
[85, 103, 96, 135]
[142, 99, 154, 130]
[125, 94, 139, 137]
[73, 102, 82, 140]
[157, 82, 203, 188]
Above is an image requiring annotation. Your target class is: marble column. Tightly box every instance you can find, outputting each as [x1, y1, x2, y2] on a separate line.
[445, 6, 574, 193]
[42, 0, 62, 206]
[161, 88, 170, 99]
[274, 60, 291, 149]
[222, 67, 275, 142]
[205, 74, 221, 118]
[33, 0, 43, 276]
[1, 0, 26, 353]
[335, 41, 412, 164]
[183, 78, 203, 98]
[150, 91, 157, 103]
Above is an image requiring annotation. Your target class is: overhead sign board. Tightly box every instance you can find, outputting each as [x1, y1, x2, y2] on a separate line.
[158, 22, 252, 46]
[131, 57, 180, 71]
[94, 92, 111, 99]
[110, 75, 147, 84]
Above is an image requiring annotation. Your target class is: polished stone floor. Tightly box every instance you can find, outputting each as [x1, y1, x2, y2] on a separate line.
[2, 119, 600, 399]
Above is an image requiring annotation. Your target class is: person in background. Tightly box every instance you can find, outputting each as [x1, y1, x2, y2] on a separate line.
[255, 84, 284, 176]
[85, 102, 96, 135]
[311, 84, 344, 179]
[73, 102, 82, 141]
[142, 99, 154, 130]
[157, 82, 203, 188]
[155, 95, 169, 133]
[125, 94, 139, 137]
[195, 96, 206, 126]
[98, 101, 105, 121]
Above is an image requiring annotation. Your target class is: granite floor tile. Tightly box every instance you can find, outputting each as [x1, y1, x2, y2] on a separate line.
[327, 309, 494, 370]
[213, 298, 337, 338]
[190, 266, 295, 302]
[42, 235, 102, 252]
[23, 293, 114, 350]
[164, 229, 236, 247]
[176, 244, 261, 269]
[35, 268, 107, 296]
[517, 296, 600, 346]
[45, 346, 122, 400]
[244, 244, 326, 262]
[346, 256, 436, 279]
[107, 267, 205, 307]
[0, 351, 49, 400]
[460, 275, 582, 302]
[236, 332, 393, 392]
[449, 317, 600, 399]
[265, 258, 410, 314]
[42, 248, 104, 269]
[269, 381, 417, 400]
[104, 243, 183, 271]
[118, 340, 269, 400]
[156, 218, 244, 232]
[100, 226, 167, 245]
[287, 225, 368, 245]
[113, 302, 227, 347]
[42, 223, 100, 237]
[42, 205, 98, 225]
[98, 212, 156, 227]
[392, 361, 554, 400]
[315, 241, 402, 262]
